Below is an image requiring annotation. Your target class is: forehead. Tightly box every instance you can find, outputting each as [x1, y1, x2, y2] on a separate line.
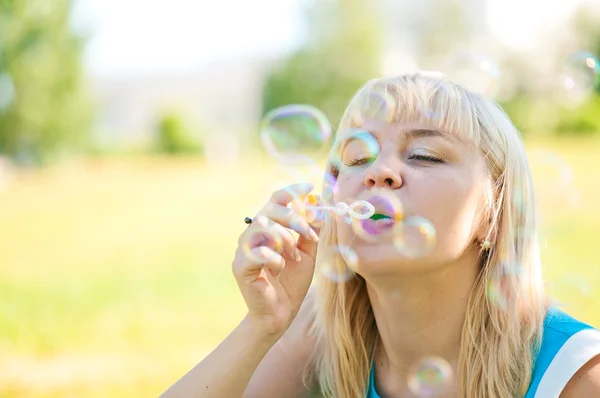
[336, 122, 466, 149]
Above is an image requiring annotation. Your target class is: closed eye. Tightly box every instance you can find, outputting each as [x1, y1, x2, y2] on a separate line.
[345, 157, 375, 166]
[409, 154, 445, 163]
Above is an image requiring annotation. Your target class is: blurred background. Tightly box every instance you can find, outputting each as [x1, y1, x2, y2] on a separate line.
[0, 0, 599, 396]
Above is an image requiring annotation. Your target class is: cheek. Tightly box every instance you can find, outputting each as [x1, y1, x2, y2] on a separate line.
[332, 171, 363, 203]
[420, 172, 484, 246]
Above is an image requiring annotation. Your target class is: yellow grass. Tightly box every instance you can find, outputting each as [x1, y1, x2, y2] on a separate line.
[0, 137, 598, 397]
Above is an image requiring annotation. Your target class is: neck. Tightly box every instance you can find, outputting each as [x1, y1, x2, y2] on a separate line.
[367, 250, 480, 396]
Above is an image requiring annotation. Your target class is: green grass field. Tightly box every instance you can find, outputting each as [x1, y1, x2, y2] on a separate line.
[0, 137, 599, 397]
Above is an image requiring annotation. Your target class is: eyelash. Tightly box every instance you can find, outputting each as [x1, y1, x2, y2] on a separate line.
[409, 154, 445, 163]
[345, 157, 373, 166]
[344, 154, 445, 166]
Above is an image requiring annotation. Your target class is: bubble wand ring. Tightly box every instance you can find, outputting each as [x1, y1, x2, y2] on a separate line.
[306, 200, 375, 222]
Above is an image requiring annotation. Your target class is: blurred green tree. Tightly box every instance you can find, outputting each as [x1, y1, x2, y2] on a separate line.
[261, 0, 383, 131]
[417, 0, 473, 68]
[155, 111, 203, 156]
[0, 0, 92, 165]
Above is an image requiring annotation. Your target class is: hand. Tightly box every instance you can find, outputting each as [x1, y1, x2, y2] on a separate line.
[232, 183, 321, 339]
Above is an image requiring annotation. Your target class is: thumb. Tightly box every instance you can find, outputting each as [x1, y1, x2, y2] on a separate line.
[296, 229, 319, 262]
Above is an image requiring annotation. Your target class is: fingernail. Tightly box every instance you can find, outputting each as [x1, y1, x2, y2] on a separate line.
[287, 248, 297, 261]
[295, 249, 302, 261]
[308, 228, 319, 242]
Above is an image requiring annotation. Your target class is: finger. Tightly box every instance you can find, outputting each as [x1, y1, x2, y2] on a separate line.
[303, 193, 326, 233]
[236, 246, 285, 279]
[269, 183, 314, 207]
[244, 216, 301, 261]
[296, 226, 320, 263]
[260, 203, 319, 243]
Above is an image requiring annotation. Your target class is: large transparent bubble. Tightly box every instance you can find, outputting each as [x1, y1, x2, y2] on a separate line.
[442, 51, 500, 99]
[559, 51, 599, 103]
[260, 104, 332, 165]
[392, 216, 437, 259]
[318, 244, 359, 283]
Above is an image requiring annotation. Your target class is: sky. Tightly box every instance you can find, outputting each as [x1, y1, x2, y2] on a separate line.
[74, 0, 590, 78]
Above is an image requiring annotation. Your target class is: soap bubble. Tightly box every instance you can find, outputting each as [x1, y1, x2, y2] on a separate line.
[350, 190, 404, 242]
[407, 356, 453, 397]
[260, 104, 332, 164]
[559, 51, 599, 102]
[331, 128, 381, 172]
[351, 85, 397, 126]
[393, 216, 437, 258]
[442, 51, 500, 98]
[318, 245, 359, 283]
[239, 223, 284, 264]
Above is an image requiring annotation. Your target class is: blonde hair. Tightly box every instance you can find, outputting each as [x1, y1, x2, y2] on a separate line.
[305, 74, 548, 397]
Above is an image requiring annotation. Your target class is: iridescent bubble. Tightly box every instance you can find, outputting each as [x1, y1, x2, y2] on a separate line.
[322, 170, 339, 204]
[331, 128, 381, 172]
[559, 51, 599, 101]
[348, 200, 375, 219]
[351, 85, 397, 126]
[265, 162, 322, 190]
[260, 161, 332, 207]
[442, 51, 500, 98]
[350, 190, 404, 242]
[260, 104, 332, 164]
[487, 275, 510, 310]
[407, 356, 453, 397]
[318, 245, 358, 283]
[262, 165, 306, 197]
[239, 223, 284, 264]
[290, 193, 329, 230]
[486, 263, 526, 310]
[392, 216, 436, 258]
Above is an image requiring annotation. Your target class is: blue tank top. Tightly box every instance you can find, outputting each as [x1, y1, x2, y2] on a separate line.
[367, 307, 600, 398]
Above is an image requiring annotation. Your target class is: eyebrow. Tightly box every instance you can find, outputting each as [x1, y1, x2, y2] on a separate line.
[407, 128, 445, 139]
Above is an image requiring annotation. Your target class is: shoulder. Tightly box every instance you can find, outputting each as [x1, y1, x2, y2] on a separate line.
[559, 353, 600, 397]
[529, 307, 600, 398]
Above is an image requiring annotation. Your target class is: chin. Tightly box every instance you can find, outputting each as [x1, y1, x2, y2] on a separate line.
[350, 244, 431, 274]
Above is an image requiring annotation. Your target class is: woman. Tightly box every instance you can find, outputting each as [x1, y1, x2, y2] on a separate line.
[161, 74, 600, 397]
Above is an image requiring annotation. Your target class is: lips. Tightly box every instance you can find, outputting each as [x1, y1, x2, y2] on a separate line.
[365, 195, 403, 222]
[359, 217, 395, 235]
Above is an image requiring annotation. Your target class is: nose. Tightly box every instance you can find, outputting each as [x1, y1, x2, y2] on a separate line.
[364, 156, 403, 189]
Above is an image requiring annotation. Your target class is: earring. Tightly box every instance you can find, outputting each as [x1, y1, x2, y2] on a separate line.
[480, 239, 492, 250]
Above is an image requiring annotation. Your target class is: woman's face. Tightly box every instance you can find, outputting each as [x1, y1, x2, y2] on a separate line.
[332, 121, 490, 275]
